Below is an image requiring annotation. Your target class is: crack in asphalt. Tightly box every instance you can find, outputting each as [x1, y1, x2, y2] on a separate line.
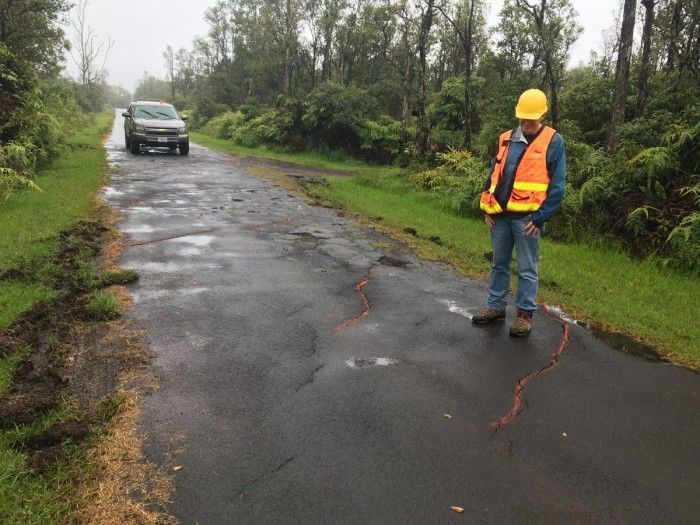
[125, 212, 311, 247]
[295, 363, 325, 393]
[334, 267, 374, 332]
[243, 213, 310, 231]
[490, 305, 571, 430]
[236, 456, 297, 498]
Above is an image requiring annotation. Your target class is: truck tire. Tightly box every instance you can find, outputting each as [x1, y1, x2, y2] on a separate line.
[179, 141, 189, 156]
[125, 134, 131, 149]
[130, 139, 140, 154]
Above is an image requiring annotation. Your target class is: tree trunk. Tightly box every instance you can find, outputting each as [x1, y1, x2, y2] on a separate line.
[635, 0, 656, 117]
[283, 0, 292, 95]
[462, 0, 475, 149]
[606, 0, 637, 153]
[416, 0, 435, 157]
[400, 55, 411, 145]
[666, 0, 682, 69]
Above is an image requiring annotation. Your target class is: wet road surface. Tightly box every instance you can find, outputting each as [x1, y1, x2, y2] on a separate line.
[103, 112, 699, 523]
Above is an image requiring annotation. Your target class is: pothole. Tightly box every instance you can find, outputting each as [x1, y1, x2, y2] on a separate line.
[345, 357, 399, 368]
[377, 256, 408, 267]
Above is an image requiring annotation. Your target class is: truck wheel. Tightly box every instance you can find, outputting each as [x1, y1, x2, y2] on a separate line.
[125, 134, 131, 148]
[130, 139, 140, 154]
[179, 141, 189, 156]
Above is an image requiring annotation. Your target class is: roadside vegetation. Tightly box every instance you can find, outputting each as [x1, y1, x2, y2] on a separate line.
[0, 3, 168, 522]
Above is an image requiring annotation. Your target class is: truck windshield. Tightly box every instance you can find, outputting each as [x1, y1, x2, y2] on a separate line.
[134, 105, 178, 120]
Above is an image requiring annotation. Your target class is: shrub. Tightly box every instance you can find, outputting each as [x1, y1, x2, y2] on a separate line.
[198, 111, 245, 139]
[360, 115, 403, 163]
[409, 149, 488, 216]
[233, 109, 293, 148]
[302, 82, 378, 153]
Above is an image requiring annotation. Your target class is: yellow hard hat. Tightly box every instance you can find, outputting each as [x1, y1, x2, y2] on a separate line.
[515, 89, 548, 119]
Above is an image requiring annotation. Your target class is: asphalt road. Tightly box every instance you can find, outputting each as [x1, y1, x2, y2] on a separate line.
[104, 112, 699, 524]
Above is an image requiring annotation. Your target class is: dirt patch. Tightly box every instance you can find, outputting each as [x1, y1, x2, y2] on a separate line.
[0, 212, 175, 522]
[25, 420, 91, 449]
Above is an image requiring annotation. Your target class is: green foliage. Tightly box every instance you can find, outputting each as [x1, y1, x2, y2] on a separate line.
[559, 68, 613, 146]
[198, 111, 246, 139]
[100, 269, 139, 286]
[83, 291, 120, 320]
[427, 77, 465, 151]
[409, 150, 488, 216]
[302, 82, 378, 153]
[360, 115, 403, 163]
[234, 110, 294, 148]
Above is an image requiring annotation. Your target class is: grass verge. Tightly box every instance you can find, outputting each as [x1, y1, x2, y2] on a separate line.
[0, 112, 114, 329]
[196, 130, 699, 367]
[0, 111, 118, 524]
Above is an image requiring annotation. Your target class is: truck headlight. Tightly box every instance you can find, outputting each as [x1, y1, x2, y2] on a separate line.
[178, 127, 187, 134]
[134, 124, 145, 133]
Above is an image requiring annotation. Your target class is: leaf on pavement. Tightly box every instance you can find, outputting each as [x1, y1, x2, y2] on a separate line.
[451, 506, 464, 513]
[172, 465, 184, 471]
[443, 414, 452, 419]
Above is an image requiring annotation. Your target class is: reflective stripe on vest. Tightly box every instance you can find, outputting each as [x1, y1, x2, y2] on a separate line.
[480, 126, 556, 215]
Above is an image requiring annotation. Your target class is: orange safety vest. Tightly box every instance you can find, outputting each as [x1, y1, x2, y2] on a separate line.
[480, 126, 556, 215]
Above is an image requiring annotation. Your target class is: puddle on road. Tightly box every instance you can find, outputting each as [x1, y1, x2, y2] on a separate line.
[131, 287, 209, 303]
[123, 224, 157, 234]
[345, 357, 399, 368]
[178, 246, 203, 256]
[167, 234, 216, 247]
[437, 299, 474, 320]
[103, 187, 125, 198]
[545, 305, 666, 363]
[137, 262, 221, 273]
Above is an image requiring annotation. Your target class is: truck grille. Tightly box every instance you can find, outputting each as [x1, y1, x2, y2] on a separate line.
[145, 128, 178, 136]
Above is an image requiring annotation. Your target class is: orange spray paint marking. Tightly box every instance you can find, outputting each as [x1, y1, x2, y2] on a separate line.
[335, 269, 373, 332]
[490, 305, 571, 430]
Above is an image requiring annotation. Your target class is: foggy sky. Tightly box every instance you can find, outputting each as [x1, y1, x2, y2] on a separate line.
[61, 0, 619, 92]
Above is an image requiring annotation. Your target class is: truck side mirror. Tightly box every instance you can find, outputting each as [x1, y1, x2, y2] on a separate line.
[121, 111, 130, 118]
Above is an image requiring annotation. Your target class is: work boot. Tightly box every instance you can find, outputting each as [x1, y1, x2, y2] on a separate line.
[472, 307, 506, 325]
[509, 309, 533, 337]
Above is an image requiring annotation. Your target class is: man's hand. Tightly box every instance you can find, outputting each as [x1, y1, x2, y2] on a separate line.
[524, 220, 540, 237]
[484, 215, 495, 229]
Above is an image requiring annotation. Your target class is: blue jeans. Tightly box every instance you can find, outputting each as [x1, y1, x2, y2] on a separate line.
[486, 215, 540, 312]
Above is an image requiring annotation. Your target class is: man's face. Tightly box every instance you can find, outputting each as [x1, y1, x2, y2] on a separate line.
[520, 119, 542, 134]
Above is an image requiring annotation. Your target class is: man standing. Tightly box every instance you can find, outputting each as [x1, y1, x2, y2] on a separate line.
[472, 89, 566, 336]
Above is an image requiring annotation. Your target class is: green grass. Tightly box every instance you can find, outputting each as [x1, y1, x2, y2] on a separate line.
[0, 407, 90, 525]
[190, 131, 369, 172]
[84, 290, 120, 320]
[0, 112, 113, 327]
[0, 111, 113, 524]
